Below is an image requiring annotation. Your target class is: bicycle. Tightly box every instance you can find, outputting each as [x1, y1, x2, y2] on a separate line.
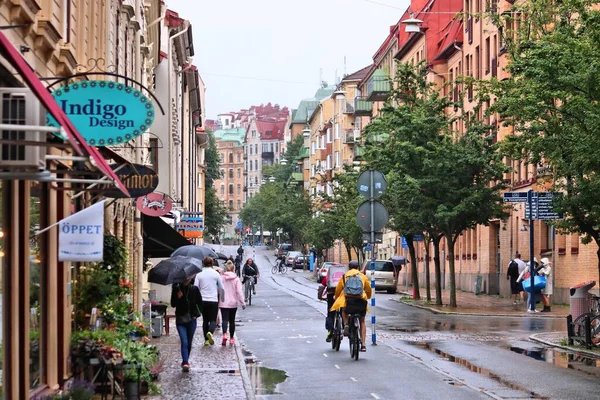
[347, 312, 361, 360]
[243, 275, 256, 306]
[271, 258, 288, 274]
[331, 310, 343, 352]
[573, 295, 600, 346]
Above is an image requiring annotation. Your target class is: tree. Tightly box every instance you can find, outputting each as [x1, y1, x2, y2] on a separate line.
[203, 132, 228, 241]
[492, 0, 600, 284]
[302, 212, 337, 264]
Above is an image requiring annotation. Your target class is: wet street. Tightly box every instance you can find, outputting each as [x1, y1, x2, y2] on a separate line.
[223, 246, 600, 399]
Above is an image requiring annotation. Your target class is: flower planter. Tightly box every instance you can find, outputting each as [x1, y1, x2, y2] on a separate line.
[124, 379, 141, 400]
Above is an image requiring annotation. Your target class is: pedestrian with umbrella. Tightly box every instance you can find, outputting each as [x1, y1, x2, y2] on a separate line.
[171, 245, 218, 260]
[148, 256, 202, 373]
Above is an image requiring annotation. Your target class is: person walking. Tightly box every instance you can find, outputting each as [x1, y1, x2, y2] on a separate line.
[234, 254, 242, 277]
[507, 258, 521, 305]
[170, 277, 202, 372]
[511, 253, 527, 303]
[538, 257, 553, 312]
[194, 257, 225, 346]
[219, 260, 246, 346]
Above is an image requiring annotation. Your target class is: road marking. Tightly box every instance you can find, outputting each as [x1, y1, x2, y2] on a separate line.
[306, 340, 311, 343]
[350, 377, 357, 382]
[323, 353, 328, 358]
[371, 394, 380, 399]
[334, 364, 340, 369]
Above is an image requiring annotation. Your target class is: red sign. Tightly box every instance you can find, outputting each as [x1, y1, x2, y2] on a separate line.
[136, 192, 172, 217]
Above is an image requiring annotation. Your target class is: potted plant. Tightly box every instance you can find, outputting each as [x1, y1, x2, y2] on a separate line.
[113, 339, 160, 398]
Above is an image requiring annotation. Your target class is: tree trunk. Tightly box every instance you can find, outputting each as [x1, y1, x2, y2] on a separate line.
[432, 235, 443, 306]
[424, 240, 431, 302]
[407, 239, 420, 300]
[345, 243, 353, 262]
[446, 234, 457, 308]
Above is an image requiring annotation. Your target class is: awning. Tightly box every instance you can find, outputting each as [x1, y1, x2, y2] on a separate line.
[0, 31, 129, 196]
[142, 215, 191, 258]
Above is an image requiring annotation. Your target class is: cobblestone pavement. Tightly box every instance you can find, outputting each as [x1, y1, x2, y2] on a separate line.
[146, 317, 250, 399]
[398, 288, 570, 317]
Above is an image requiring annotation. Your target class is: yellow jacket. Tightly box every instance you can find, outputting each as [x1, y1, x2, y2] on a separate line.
[330, 269, 372, 312]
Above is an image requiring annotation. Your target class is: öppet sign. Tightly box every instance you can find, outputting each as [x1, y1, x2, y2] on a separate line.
[136, 192, 172, 217]
[47, 80, 155, 146]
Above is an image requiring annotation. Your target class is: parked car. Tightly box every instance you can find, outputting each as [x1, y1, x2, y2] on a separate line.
[317, 262, 345, 284]
[285, 251, 303, 268]
[274, 243, 293, 257]
[361, 259, 398, 293]
[294, 253, 309, 268]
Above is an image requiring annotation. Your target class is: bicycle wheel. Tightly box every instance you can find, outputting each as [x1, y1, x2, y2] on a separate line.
[244, 281, 251, 305]
[281, 265, 288, 274]
[353, 317, 360, 361]
[271, 265, 278, 274]
[333, 314, 342, 351]
[248, 283, 253, 306]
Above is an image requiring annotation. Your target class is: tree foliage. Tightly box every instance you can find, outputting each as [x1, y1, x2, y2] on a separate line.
[492, 0, 600, 282]
[203, 131, 228, 240]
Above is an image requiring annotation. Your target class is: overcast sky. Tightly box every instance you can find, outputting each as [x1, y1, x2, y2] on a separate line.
[165, 0, 410, 119]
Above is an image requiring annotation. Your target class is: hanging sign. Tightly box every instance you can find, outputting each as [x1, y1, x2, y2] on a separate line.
[102, 164, 158, 198]
[176, 217, 204, 239]
[58, 200, 105, 262]
[47, 80, 155, 146]
[136, 192, 172, 217]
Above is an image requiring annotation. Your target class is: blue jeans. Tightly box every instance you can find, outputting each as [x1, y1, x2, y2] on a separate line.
[176, 319, 197, 364]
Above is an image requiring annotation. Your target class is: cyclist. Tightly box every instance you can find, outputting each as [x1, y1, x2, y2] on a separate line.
[275, 250, 286, 272]
[330, 260, 372, 352]
[242, 258, 260, 295]
[321, 263, 349, 342]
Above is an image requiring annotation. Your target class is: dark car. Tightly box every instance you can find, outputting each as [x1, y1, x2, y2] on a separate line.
[294, 253, 309, 269]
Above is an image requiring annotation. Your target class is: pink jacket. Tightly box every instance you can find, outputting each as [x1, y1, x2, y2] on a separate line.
[219, 272, 245, 309]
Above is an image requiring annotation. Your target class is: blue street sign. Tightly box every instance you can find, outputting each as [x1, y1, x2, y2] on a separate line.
[413, 234, 424, 242]
[401, 237, 408, 249]
[503, 192, 530, 202]
[364, 244, 373, 251]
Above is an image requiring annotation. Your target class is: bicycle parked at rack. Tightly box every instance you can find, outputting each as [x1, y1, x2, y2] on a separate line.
[572, 295, 600, 347]
[271, 258, 288, 274]
[347, 312, 361, 360]
[243, 275, 256, 306]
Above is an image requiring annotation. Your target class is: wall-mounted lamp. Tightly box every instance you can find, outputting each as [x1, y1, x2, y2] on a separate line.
[520, 224, 528, 232]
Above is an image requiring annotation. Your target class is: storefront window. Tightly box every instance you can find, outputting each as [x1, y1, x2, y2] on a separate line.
[29, 195, 41, 390]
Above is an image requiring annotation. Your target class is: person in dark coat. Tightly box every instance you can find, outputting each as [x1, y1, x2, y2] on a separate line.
[171, 277, 202, 372]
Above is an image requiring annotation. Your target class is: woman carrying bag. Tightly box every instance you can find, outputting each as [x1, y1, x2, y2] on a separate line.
[171, 277, 202, 372]
[219, 260, 246, 346]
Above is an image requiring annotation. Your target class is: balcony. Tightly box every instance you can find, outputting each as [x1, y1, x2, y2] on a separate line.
[367, 69, 391, 101]
[261, 151, 274, 159]
[343, 130, 356, 144]
[354, 97, 372, 116]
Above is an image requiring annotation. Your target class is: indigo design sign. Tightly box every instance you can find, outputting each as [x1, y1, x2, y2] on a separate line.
[47, 80, 155, 146]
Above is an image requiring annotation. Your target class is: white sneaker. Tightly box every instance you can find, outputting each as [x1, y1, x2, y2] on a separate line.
[527, 309, 540, 313]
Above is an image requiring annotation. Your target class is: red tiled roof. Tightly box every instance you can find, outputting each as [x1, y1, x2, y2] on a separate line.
[433, 18, 463, 61]
[343, 65, 373, 81]
[256, 119, 286, 140]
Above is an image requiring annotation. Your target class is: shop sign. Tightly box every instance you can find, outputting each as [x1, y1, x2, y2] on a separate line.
[47, 80, 155, 146]
[176, 216, 204, 239]
[58, 200, 105, 262]
[103, 164, 159, 199]
[136, 192, 172, 217]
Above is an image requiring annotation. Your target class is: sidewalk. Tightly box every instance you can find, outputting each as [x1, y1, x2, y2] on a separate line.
[398, 288, 570, 318]
[148, 317, 253, 399]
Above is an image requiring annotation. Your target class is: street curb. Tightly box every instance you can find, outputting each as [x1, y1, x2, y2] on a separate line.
[233, 335, 255, 400]
[396, 297, 565, 318]
[529, 333, 600, 359]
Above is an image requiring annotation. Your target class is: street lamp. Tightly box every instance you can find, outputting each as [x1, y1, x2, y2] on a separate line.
[302, 125, 311, 137]
[401, 12, 424, 33]
[268, 176, 276, 183]
[280, 158, 288, 165]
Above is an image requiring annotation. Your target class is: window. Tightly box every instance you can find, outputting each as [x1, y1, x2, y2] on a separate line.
[252, 130, 256, 137]
[326, 154, 332, 169]
[220, 169, 225, 178]
[237, 153, 241, 163]
[485, 37, 490, 74]
[220, 153, 224, 162]
[249, 161, 252, 171]
[335, 151, 340, 168]
[229, 184, 234, 195]
[228, 200, 234, 210]
[197, 174, 202, 188]
[327, 128, 332, 143]
[149, 138, 159, 173]
[255, 144, 258, 154]
[311, 142, 316, 154]
[249, 146, 253, 155]
[254, 160, 258, 170]
[237, 184, 241, 194]
[220, 184, 225, 195]
[237, 200, 242, 210]
[262, 144, 269, 153]
[229, 152, 234, 163]
[237, 168, 241, 178]
[275, 143, 279, 153]
[229, 169, 234, 179]
[335, 123, 340, 139]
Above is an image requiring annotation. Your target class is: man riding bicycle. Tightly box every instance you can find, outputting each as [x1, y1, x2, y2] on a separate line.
[242, 258, 260, 295]
[330, 260, 372, 352]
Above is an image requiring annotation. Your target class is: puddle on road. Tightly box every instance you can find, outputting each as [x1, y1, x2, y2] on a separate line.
[410, 342, 547, 399]
[508, 345, 600, 378]
[246, 365, 288, 395]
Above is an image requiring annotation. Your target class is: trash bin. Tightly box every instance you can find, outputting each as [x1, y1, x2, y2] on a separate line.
[569, 280, 596, 320]
[151, 316, 163, 338]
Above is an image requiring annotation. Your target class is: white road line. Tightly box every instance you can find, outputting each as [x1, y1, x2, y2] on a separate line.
[306, 340, 312, 344]
[334, 364, 340, 369]
[371, 393, 380, 399]
[350, 377, 357, 382]
[323, 353, 328, 358]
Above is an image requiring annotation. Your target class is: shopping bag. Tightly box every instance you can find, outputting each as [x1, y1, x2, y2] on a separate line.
[522, 275, 547, 292]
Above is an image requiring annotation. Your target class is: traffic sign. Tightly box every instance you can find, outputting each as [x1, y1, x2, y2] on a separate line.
[357, 169, 387, 199]
[356, 200, 389, 231]
[362, 233, 383, 244]
[503, 192, 530, 202]
[524, 192, 563, 220]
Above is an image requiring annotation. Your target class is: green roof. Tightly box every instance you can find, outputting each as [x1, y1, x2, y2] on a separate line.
[291, 87, 336, 124]
[213, 128, 246, 145]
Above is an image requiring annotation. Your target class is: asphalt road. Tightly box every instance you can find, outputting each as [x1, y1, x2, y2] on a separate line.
[219, 245, 600, 399]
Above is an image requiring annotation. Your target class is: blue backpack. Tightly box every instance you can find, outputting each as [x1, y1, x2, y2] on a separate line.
[343, 274, 364, 297]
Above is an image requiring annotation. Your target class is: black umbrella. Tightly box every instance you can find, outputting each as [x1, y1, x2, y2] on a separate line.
[148, 256, 203, 285]
[171, 245, 218, 261]
[215, 251, 228, 260]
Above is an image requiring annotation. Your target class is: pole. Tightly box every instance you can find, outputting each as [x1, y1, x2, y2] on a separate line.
[369, 169, 377, 345]
[528, 189, 535, 312]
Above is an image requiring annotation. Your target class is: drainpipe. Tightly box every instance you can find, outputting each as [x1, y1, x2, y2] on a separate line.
[169, 20, 190, 207]
[134, 0, 144, 313]
[147, 4, 166, 28]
